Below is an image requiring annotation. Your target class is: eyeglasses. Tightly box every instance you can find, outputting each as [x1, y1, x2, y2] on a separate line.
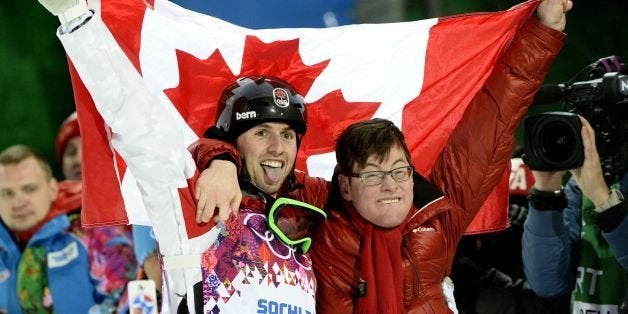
[348, 165, 414, 186]
[267, 197, 327, 254]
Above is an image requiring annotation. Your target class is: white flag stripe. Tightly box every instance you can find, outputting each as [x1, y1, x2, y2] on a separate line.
[60, 14, 214, 310]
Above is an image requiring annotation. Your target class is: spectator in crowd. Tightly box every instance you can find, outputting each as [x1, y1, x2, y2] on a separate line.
[55, 112, 139, 312]
[56, 112, 162, 309]
[0, 145, 99, 313]
[56, 112, 82, 181]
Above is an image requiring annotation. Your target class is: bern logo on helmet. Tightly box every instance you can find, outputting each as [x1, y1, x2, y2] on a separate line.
[236, 111, 257, 120]
[273, 88, 290, 108]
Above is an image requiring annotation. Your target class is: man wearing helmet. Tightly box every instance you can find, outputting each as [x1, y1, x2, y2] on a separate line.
[180, 76, 328, 313]
[191, 75, 329, 224]
[206, 76, 309, 197]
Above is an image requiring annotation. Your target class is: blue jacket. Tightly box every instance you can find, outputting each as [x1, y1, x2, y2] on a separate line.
[0, 214, 101, 313]
[522, 173, 628, 298]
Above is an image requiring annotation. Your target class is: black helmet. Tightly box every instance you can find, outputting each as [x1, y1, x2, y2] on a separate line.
[208, 76, 307, 140]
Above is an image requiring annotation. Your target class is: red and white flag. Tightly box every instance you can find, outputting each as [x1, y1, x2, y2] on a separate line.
[59, 0, 537, 309]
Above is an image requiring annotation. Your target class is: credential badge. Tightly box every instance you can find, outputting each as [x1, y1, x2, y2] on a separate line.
[273, 88, 290, 108]
[0, 269, 10, 283]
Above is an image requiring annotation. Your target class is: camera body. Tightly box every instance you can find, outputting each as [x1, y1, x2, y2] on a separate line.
[524, 71, 628, 181]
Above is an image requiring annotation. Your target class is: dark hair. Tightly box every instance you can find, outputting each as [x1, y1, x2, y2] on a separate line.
[335, 118, 411, 175]
[324, 119, 412, 211]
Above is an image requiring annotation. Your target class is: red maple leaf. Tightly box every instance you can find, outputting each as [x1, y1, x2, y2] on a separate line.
[164, 49, 236, 136]
[165, 35, 380, 157]
[296, 90, 379, 171]
[164, 34, 380, 238]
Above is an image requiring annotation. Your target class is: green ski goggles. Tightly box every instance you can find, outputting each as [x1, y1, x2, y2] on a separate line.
[267, 197, 327, 254]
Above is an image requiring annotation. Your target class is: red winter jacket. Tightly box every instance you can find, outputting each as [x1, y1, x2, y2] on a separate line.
[309, 18, 564, 314]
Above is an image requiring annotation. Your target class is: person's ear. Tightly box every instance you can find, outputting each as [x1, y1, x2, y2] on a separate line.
[48, 178, 59, 199]
[338, 174, 352, 201]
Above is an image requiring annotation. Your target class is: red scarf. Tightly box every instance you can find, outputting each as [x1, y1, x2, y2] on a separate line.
[345, 201, 411, 314]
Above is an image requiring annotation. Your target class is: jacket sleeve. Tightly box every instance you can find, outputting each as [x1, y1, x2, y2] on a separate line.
[430, 18, 564, 238]
[85, 225, 138, 312]
[600, 176, 628, 268]
[316, 283, 354, 314]
[187, 138, 242, 172]
[289, 171, 331, 210]
[522, 178, 581, 297]
[603, 212, 628, 268]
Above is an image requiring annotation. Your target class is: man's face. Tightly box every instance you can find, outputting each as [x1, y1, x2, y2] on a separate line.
[339, 145, 414, 228]
[0, 157, 58, 232]
[236, 122, 298, 197]
[62, 136, 82, 181]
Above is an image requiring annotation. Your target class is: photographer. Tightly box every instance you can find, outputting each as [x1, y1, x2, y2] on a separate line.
[522, 115, 628, 313]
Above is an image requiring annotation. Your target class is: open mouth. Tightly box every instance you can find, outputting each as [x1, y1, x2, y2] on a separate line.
[261, 160, 284, 183]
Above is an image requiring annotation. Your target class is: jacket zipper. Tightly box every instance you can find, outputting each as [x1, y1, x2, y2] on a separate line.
[402, 238, 421, 299]
[402, 238, 437, 313]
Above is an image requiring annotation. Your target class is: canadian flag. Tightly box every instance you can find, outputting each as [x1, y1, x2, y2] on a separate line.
[59, 0, 538, 310]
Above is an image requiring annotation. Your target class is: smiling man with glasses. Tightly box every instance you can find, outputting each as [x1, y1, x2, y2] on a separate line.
[338, 128, 417, 229]
[308, 0, 570, 309]
[348, 166, 414, 186]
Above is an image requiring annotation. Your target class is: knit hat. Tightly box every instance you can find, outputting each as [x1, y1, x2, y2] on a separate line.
[55, 112, 80, 161]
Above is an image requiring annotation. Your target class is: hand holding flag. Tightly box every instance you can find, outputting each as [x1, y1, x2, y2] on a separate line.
[38, 0, 89, 27]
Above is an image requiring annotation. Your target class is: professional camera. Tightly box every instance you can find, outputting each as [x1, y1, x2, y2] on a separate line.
[523, 56, 628, 182]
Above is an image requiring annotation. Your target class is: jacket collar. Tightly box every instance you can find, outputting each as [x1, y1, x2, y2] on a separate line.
[407, 172, 447, 228]
[412, 171, 443, 210]
[28, 215, 70, 245]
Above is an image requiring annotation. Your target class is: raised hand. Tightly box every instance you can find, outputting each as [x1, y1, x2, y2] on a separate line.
[37, 0, 89, 25]
[569, 117, 611, 207]
[536, 0, 573, 32]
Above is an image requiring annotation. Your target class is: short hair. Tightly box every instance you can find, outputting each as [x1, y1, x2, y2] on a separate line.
[0, 145, 53, 180]
[335, 118, 411, 174]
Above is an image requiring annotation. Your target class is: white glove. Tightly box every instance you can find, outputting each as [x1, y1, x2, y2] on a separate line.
[38, 0, 89, 26]
[441, 276, 458, 314]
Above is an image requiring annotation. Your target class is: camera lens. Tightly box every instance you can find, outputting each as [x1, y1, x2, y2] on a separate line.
[539, 121, 577, 163]
[523, 112, 584, 171]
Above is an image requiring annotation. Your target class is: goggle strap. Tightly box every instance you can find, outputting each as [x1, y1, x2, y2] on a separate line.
[268, 197, 326, 254]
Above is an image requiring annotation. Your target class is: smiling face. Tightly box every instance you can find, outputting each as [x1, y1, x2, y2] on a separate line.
[0, 157, 57, 232]
[339, 144, 414, 228]
[62, 136, 82, 181]
[235, 122, 298, 197]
